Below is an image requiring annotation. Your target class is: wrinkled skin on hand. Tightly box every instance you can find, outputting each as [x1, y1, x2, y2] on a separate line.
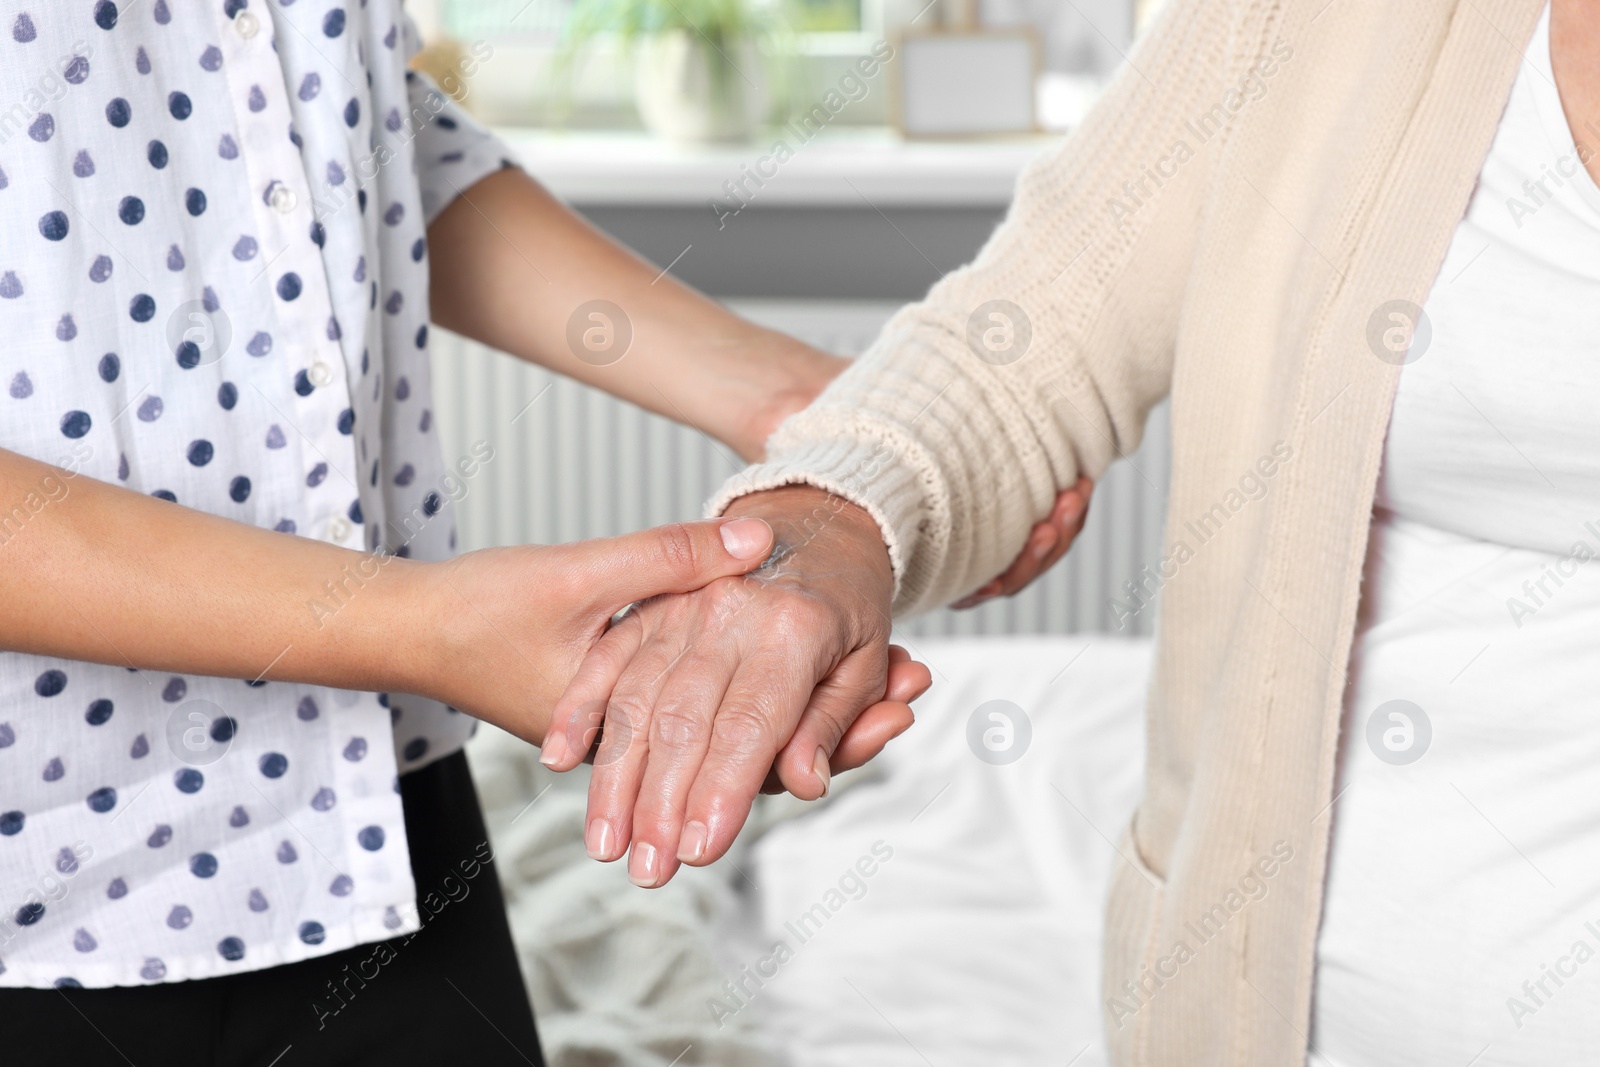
[540, 485, 913, 888]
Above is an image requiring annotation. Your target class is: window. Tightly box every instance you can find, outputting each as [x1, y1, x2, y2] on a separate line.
[786, 0, 862, 32]
[441, 0, 571, 40]
[440, 0, 871, 46]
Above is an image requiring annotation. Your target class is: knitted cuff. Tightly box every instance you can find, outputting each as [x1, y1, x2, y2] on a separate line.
[706, 435, 930, 605]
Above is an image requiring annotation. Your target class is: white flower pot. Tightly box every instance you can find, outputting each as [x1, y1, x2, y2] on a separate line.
[634, 30, 767, 144]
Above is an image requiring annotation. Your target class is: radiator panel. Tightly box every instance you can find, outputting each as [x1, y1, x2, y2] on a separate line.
[429, 300, 1170, 635]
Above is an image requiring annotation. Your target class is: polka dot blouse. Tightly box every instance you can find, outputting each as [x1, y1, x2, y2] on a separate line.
[0, 1, 513, 988]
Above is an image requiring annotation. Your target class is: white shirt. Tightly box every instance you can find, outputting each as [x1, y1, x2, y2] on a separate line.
[1313, 4, 1600, 1062]
[0, 0, 510, 987]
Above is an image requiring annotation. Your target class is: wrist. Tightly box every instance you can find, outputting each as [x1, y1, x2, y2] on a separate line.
[374, 559, 467, 710]
[392, 549, 560, 745]
[723, 485, 895, 656]
[724, 485, 892, 585]
[723, 332, 847, 463]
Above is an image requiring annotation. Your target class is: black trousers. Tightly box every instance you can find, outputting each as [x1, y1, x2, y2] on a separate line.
[3, 751, 546, 1067]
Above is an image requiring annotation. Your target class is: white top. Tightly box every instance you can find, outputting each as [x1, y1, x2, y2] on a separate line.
[1314, 4, 1600, 1061]
[0, 1, 509, 988]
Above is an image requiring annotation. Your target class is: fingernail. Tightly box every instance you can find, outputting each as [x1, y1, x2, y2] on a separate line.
[586, 819, 614, 860]
[813, 746, 831, 798]
[720, 517, 772, 560]
[628, 842, 660, 887]
[1062, 494, 1085, 522]
[678, 821, 709, 863]
[539, 731, 568, 768]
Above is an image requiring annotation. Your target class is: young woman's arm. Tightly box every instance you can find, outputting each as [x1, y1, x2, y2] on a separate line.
[0, 445, 925, 767]
[0, 444, 779, 745]
[425, 167, 839, 464]
[423, 166, 1093, 600]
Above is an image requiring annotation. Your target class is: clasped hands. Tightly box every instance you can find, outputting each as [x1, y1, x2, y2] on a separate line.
[537, 486, 913, 889]
[422, 479, 1089, 890]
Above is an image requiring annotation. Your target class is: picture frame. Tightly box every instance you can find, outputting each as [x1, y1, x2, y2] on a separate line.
[889, 28, 1040, 139]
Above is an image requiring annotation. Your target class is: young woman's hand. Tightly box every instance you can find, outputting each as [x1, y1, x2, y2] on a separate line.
[0, 447, 865, 763]
[952, 476, 1094, 609]
[400, 517, 785, 746]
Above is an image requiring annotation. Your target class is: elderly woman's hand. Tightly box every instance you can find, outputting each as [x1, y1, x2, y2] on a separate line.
[537, 486, 907, 888]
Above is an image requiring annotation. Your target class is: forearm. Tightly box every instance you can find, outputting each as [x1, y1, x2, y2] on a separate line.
[0, 447, 430, 697]
[426, 168, 844, 461]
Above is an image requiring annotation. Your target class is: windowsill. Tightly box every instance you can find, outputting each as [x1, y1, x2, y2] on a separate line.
[496, 125, 1063, 208]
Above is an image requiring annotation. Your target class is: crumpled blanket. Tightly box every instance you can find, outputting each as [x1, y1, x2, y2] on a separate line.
[467, 723, 807, 1067]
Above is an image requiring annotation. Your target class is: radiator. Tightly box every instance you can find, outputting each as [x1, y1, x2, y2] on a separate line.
[429, 300, 1170, 636]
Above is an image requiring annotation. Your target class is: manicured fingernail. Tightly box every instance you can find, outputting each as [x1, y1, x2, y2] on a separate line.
[678, 821, 709, 863]
[586, 819, 614, 860]
[1062, 494, 1085, 522]
[813, 746, 831, 798]
[539, 731, 568, 768]
[720, 517, 772, 560]
[628, 842, 660, 887]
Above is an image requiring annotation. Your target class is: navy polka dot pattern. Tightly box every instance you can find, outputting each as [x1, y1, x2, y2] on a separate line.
[0, 2, 512, 991]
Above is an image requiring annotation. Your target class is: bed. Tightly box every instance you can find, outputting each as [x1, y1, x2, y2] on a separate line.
[466, 634, 1151, 1066]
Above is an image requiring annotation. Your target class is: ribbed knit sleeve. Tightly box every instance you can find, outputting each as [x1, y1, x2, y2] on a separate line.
[709, 0, 1251, 614]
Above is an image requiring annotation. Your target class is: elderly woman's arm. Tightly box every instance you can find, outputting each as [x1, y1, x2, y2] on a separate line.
[710, 16, 1241, 611]
[538, 0, 1263, 886]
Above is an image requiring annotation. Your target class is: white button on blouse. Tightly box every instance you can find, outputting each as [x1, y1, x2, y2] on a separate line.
[268, 182, 296, 214]
[0, 0, 514, 988]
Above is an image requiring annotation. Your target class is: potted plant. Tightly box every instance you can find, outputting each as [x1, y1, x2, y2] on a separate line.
[557, 0, 782, 143]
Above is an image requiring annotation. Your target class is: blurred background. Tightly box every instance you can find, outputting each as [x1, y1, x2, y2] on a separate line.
[411, 2, 1173, 1064]
[414, 0, 1173, 640]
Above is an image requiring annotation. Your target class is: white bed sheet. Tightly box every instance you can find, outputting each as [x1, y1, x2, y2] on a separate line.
[718, 634, 1152, 1067]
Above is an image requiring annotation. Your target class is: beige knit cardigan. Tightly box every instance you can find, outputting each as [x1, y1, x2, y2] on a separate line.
[711, 0, 1549, 1060]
